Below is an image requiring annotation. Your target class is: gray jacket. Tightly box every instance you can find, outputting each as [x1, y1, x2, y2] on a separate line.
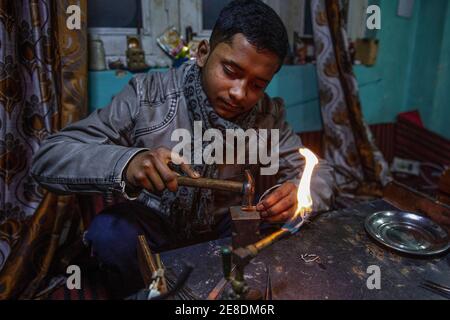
[31, 62, 335, 216]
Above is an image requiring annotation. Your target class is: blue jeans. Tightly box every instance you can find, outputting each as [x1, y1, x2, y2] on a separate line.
[85, 201, 232, 298]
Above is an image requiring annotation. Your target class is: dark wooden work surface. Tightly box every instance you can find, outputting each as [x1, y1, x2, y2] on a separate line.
[162, 200, 450, 300]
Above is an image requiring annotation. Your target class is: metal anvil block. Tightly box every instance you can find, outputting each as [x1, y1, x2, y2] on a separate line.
[230, 206, 261, 249]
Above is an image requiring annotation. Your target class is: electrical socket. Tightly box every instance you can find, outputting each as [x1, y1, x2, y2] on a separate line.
[391, 157, 421, 176]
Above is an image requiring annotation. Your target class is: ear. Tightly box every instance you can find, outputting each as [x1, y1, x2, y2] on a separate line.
[196, 40, 210, 68]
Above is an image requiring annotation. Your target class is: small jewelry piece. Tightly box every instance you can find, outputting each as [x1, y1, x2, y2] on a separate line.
[301, 254, 320, 263]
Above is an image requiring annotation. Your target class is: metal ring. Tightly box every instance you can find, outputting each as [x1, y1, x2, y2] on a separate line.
[258, 184, 283, 204]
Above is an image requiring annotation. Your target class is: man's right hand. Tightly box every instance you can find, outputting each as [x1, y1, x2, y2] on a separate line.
[125, 147, 200, 193]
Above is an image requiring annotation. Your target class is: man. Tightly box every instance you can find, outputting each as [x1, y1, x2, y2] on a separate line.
[32, 0, 335, 297]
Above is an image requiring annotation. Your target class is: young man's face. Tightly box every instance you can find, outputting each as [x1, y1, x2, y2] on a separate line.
[197, 33, 280, 120]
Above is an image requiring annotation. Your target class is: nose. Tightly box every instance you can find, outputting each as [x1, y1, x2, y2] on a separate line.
[229, 80, 246, 103]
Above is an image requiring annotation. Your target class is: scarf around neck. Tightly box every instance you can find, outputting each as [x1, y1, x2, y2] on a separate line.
[160, 62, 258, 239]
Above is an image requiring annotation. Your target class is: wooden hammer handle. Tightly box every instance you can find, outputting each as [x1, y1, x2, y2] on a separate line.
[177, 176, 243, 193]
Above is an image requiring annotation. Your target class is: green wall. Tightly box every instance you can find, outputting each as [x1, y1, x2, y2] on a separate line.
[407, 0, 450, 139]
[363, 0, 419, 123]
[265, 0, 422, 133]
[271, 0, 450, 139]
[264, 64, 384, 133]
[358, 0, 450, 139]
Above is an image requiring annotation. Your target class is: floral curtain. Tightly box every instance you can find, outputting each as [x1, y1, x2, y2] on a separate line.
[311, 0, 392, 197]
[0, 0, 88, 299]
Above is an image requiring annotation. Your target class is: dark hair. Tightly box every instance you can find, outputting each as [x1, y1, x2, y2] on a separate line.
[210, 0, 289, 67]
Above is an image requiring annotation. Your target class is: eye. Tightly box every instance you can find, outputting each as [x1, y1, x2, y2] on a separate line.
[223, 65, 236, 77]
[252, 83, 265, 91]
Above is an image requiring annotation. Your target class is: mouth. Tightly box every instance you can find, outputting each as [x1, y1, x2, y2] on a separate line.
[220, 98, 242, 112]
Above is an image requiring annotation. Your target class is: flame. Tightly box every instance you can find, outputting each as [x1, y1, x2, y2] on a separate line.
[292, 148, 319, 222]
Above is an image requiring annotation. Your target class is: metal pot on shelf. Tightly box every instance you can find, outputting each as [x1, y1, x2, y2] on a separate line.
[89, 37, 107, 71]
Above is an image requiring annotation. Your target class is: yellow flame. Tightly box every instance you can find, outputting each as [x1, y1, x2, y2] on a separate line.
[294, 148, 319, 219]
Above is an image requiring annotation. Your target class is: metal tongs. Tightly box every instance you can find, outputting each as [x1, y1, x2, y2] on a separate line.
[137, 235, 168, 299]
[135, 235, 193, 300]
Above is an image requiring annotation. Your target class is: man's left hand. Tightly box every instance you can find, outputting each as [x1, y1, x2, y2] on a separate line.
[256, 182, 298, 224]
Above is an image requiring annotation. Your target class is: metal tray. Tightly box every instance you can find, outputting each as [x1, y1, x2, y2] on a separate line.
[365, 211, 450, 256]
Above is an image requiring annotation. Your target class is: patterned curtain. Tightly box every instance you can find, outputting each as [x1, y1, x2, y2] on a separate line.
[311, 0, 392, 197]
[0, 0, 89, 299]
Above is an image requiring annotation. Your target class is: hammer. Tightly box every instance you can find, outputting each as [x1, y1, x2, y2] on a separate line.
[177, 170, 255, 210]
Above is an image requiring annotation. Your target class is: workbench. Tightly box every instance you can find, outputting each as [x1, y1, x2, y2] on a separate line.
[162, 200, 450, 300]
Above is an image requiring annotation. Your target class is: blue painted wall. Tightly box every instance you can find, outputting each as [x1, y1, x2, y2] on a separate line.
[407, 0, 450, 139]
[267, 0, 423, 133]
[271, 0, 419, 133]
[356, 0, 417, 125]
[276, 0, 450, 139]
[89, 0, 450, 138]
[431, 3, 450, 139]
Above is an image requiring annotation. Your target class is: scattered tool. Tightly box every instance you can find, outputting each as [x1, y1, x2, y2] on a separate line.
[264, 266, 273, 300]
[207, 264, 237, 300]
[136, 235, 196, 300]
[137, 235, 167, 299]
[420, 279, 450, 299]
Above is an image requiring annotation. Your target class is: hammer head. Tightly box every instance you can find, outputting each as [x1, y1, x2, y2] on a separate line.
[241, 170, 255, 211]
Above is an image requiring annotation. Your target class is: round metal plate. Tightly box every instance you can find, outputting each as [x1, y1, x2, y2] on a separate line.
[365, 211, 450, 256]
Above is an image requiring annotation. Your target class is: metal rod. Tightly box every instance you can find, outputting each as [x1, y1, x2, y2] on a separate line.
[264, 266, 272, 300]
[207, 265, 237, 300]
[138, 235, 158, 273]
